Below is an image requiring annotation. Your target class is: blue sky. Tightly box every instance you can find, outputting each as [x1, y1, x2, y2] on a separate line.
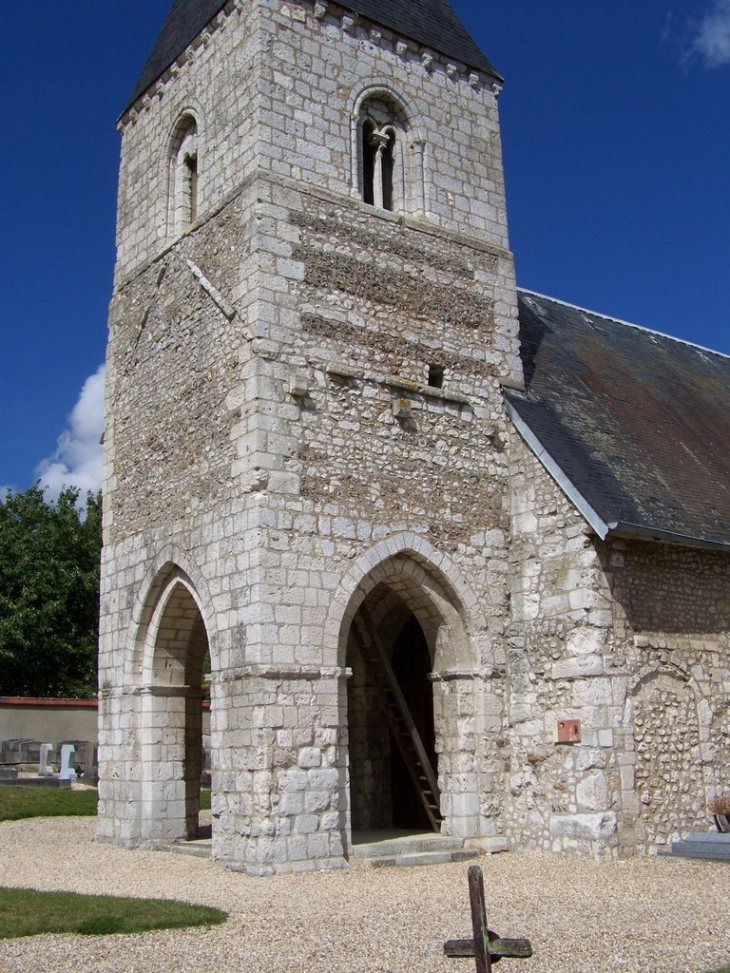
[2, 1, 729, 497]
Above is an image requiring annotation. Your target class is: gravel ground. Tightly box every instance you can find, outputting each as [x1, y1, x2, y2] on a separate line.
[1, 817, 729, 973]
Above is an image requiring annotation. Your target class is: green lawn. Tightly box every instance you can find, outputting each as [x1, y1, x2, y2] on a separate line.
[0, 887, 226, 939]
[0, 785, 211, 821]
[0, 787, 223, 938]
[0, 785, 97, 820]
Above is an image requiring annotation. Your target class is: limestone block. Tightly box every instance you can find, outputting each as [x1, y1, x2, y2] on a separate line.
[575, 749, 607, 772]
[550, 812, 617, 841]
[279, 791, 304, 815]
[450, 791, 480, 817]
[566, 627, 605, 657]
[573, 678, 613, 707]
[551, 655, 604, 680]
[576, 771, 610, 811]
[294, 814, 320, 835]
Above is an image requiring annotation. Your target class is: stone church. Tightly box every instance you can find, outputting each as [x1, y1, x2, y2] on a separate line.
[97, 0, 730, 874]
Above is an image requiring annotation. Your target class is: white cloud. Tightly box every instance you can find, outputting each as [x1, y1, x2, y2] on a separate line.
[36, 365, 105, 501]
[690, 0, 730, 67]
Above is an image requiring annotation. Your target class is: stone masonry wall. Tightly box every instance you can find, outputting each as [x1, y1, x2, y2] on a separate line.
[99, 174, 520, 867]
[507, 434, 730, 857]
[101, 0, 521, 870]
[115, 0, 259, 280]
[506, 434, 620, 857]
[608, 541, 730, 853]
[105, 189, 254, 539]
[115, 0, 508, 284]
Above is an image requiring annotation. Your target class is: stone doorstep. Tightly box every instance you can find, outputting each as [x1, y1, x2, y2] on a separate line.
[350, 830, 479, 868]
[168, 838, 213, 859]
[361, 848, 480, 869]
[166, 831, 484, 868]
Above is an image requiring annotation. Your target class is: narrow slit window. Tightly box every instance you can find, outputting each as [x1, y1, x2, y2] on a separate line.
[184, 152, 198, 225]
[170, 115, 199, 237]
[363, 120, 376, 206]
[381, 133, 394, 211]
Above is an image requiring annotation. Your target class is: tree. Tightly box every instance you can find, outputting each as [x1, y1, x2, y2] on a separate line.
[0, 485, 101, 698]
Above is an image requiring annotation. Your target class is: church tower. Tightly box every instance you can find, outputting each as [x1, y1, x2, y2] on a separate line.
[98, 0, 523, 874]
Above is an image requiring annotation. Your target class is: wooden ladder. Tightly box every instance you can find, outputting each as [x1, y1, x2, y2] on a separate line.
[351, 605, 442, 832]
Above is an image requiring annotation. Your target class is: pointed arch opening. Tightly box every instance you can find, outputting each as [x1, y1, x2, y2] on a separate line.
[630, 670, 707, 853]
[339, 548, 478, 843]
[138, 570, 211, 845]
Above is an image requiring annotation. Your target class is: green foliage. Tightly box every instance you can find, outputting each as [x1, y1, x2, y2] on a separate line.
[0, 786, 98, 821]
[0, 887, 227, 939]
[0, 485, 101, 698]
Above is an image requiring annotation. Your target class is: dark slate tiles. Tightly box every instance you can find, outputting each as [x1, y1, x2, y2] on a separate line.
[340, 0, 498, 76]
[125, 0, 228, 112]
[507, 290, 730, 549]
[125, 0, 497, 114]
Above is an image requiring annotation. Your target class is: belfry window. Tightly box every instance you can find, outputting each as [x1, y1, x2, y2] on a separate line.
[183, 151, 198, 225]
[362, 120, 395, 211]
[358, 96, 408, 213]
[170, 115, 199, 236]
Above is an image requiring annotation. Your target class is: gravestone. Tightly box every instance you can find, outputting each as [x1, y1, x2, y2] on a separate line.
[59, 744, 77, 781]
[38, 743, 55, 777]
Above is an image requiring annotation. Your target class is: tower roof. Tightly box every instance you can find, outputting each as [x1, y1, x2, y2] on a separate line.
[124, 0, 499, 114]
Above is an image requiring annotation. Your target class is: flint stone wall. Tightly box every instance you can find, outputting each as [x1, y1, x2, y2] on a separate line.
[507, 434, 730, 856]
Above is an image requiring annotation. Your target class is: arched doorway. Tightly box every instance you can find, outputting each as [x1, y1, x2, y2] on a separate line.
[140, 575, 209, 844]
[346, 583, 440, 834]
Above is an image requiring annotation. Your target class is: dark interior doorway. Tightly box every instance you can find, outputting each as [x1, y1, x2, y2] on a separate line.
[389, 617, 436, 830]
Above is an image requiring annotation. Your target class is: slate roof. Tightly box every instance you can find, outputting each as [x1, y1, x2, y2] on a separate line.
[505, 290, 730, 551]
[124, 0, 498, 114]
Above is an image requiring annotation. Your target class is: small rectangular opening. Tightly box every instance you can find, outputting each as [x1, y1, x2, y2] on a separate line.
[428, 364, 444, 389]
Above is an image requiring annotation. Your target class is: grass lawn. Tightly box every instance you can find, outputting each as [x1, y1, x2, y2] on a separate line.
[0, 786, 211, 822]
[0, 786, 97, 821]
[0, 787, 223, 938]
[0, 887, 226, 939]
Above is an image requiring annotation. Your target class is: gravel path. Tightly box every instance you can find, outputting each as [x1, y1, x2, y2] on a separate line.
[1, 817, 729, 973]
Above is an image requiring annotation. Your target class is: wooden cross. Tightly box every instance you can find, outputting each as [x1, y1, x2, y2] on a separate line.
[444, 865, 532, 972]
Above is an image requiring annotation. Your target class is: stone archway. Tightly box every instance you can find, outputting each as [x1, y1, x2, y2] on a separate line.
[138, 572, 210, 845]
[632, 671, 706, 853]
[337, 545, 484, 842]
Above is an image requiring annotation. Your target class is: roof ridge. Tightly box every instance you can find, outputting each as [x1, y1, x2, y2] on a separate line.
[517, 287, 730, 363]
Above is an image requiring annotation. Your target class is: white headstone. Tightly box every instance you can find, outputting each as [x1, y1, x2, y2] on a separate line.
[38, 743, 54, 777]
[59, 744, 77, 781]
